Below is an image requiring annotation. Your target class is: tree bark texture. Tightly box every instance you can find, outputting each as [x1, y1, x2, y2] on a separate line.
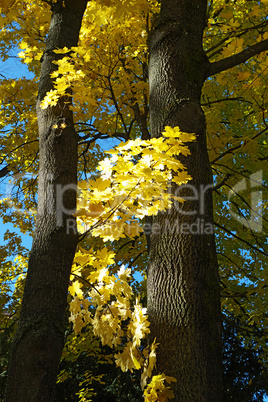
[147, 0, 222, 400]
[5, 1, 87, 401]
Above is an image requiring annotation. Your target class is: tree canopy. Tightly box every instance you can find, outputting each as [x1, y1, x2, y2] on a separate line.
[0, 0, 267, 400]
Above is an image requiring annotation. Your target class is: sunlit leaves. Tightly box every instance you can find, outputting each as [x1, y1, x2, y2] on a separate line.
[75, 127, 194, 242]
[143, 374, 177, 402]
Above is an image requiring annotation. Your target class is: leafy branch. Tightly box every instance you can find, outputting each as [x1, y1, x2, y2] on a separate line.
[206, 38, 268, 78]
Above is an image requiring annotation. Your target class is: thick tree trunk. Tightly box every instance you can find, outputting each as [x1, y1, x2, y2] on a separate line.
[5, 1, 87, 401]
[147, 0, 222, 400]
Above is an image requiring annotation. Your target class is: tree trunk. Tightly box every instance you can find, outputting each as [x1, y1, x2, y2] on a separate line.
[5, 1, 87, 401]
[147, 0, 222, 400]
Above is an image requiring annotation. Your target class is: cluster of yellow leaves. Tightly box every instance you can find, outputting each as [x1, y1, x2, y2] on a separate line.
[0, 0, 42, 237]
[36, 0, 159, 126]
[143, 374, 177, 402]
[75, 126, 195, 240]
[0, 0, 49, 67]
[0, 248, 28, 318]
[142, 342, 177, 401]
[40, 53, 86, 109]
[69, 250, 176, 398]
[18, 41, 42, 64]
[0, 0, 157, 218]
[69, 248, 155, 386]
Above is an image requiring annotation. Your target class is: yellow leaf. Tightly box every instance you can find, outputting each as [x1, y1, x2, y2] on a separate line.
[87, 202, 105, 217]
[132, 352, 141, 370]
[162, 126, 182, 138]
[54, 46, 70, 54]
[69, 280, 83, 298]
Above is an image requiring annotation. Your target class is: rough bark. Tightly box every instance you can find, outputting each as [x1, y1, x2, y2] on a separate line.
[147, 0, 222, 400]
[4, 1, 87, 401]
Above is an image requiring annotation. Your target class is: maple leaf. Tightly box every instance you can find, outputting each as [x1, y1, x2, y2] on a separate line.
[69, 281, 83, 298]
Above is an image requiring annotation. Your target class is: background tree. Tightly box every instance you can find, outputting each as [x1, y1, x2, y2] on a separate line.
[0, 0, 267, 401]
[2, 0, 88, 400]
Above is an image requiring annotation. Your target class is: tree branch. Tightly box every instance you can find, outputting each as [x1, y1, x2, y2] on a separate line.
[201, 96, 252, 107]
[0, 165, 10, 178]
[214, 222, 268, 258]
[206, 38, 268, 78]
[212, 173, 231, 191]
[131, 102, 150, 140]
[211, 126, 268, 164]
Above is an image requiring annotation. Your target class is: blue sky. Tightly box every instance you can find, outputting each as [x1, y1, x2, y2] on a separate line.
[0, 53, 34, 252]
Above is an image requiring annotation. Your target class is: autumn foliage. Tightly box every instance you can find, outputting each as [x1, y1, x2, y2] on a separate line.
[0, 0, 268, 400]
